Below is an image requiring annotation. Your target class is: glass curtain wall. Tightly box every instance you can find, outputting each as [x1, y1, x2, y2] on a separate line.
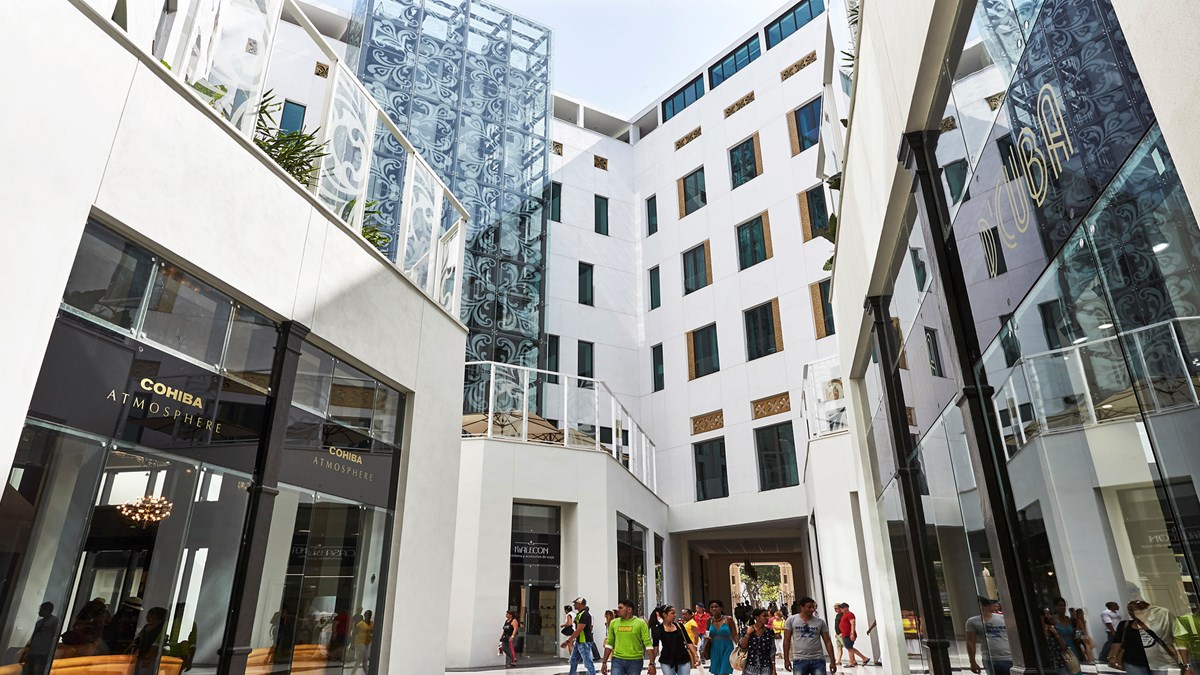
[868, 0, 1200, 672]
[0, 222, 406, 675]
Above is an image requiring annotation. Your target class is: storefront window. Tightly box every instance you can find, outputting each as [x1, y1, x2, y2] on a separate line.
[1, 220, 407, 675]
[509, 504, 561, 658]
[617, 514, 647, 614]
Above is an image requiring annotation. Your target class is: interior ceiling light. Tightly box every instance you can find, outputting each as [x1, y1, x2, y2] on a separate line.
[1072, 336, 1088, 344]
[118, 495, 173, 527]
[1153, 242, 1169, 253]
[1098, 323, 1114, 330]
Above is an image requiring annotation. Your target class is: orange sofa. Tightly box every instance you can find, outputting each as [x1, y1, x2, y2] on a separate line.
[0, 655, 184, 674]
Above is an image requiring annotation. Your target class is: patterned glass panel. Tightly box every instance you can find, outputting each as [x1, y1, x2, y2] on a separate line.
[401, 160, 445, 289]
[319, 69, 378, 223]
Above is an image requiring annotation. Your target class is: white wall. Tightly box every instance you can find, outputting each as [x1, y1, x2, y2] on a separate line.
[447, 437, 669, 670]
[0, 5, 465, 673]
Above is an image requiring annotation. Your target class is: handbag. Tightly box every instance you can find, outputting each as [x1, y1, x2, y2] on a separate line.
[561, 624, 574, 637]
[1061, 647, 1081, 675]
[731, 643, 748, 671]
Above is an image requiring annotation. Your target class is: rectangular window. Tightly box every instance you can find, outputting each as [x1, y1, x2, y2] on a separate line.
[737, 215, 770, 269]
[549, 181, 562, 222]
[680, 167, 707, 217]
[980, 226, 1008, 277]
[709, 35, 762, 88]
[801, 185, 829, 241]
[694, 437, 729, 500]
[649, 266, 661, 310]
[689, 323, 720, 379]
[766, 0, 825, 49]
[910, 247, 928, 292]
[578, 340, 594, 386]
[744, 300, 781, 360]
[578, 262, 594, 305]
[925, 327, 945, 377]
[652, 343, 665, 392]
[646, 195, 658, 236]
[944, 158, 969, 204]
[547, 334, 559, 383]
[729, 135, 760, 189]
[755, 421, 799, 490]
[280, 100, 307, 133]
[812, 278, 836, 338]
[663, 74, 705, 122]
[594, 195, 609, 235]
[791, 98, 822, 154]
[996, 135, 1024, 178]
[682, 243, 710, 295]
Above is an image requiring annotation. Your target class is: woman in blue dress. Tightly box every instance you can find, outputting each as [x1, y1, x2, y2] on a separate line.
[706, 600, 739, 675]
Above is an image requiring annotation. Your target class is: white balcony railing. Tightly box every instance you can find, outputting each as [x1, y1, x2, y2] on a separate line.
[993, 316, 1200, 456]
[76, 0, 468, 317]
[802, 356, 849, 438]
[462, 362, 658, 493]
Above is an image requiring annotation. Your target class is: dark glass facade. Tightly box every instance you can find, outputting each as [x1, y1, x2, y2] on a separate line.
[0, 222, 405, 675]
[864, 1, 1200, 674]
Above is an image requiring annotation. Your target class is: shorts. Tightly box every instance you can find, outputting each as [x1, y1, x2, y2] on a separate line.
[835, 636, 844, 648]
[794, 659, 828, 675]
[842, 637, 856, 649]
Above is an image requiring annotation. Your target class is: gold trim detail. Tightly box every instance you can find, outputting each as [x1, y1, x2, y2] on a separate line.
[761, 210, 774, 260]
[315, 62, 330, 78]
[702, 239, 713, 285]
[686, 330, 697, 381]
[751, 392, 791, 420]
[780, 51, 818, 81]
[940, 116, 958, 133]
[787, 109, 801, 156]
[675, 126, 702, 151]
[810, 283, 827, 339]
[751, 132, 763, 177]
[691, 409, 725, 435]
[986, 92, 1006, 111]
[891, 317, 908, 369]
[905, 406, 917, 427]
[677, 177, 686, 219]
[724, 91, 755, 118]
[799, 191, 813, 242]
[551, 141, 563, 155]
[594, 155, 608, 170]
[771, 298, 784, 353]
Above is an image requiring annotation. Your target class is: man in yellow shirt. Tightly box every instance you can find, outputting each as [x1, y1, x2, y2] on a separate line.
[682, 608, 700, 645]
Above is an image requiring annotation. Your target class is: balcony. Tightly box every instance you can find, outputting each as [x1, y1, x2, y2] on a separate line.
[461, 362, 658, 492]
[802, 356, 849, 437]
[74, 0, 467, 317]
[993, 317, 1200, 457]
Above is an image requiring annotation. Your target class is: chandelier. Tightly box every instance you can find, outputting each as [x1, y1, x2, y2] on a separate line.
[118, 496, 174, 527]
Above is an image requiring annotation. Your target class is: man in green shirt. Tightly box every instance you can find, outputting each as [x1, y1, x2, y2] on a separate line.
[602, 599, 656, 675]
[1175, 604, 1200, 673]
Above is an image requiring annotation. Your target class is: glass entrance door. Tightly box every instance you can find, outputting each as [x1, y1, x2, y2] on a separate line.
[509, 584, 558, 658]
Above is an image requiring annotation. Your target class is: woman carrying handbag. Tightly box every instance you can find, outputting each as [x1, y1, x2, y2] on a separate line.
[1109, 601, 1191, 675]
[738, 608, 778, 675]
[653, 605, 701, 675]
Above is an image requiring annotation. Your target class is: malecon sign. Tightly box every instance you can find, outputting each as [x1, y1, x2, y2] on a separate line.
[511, 532, 560, 566]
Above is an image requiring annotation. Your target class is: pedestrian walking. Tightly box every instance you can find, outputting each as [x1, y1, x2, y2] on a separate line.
[784, 596, 837, 675]
[602, 599, 657, 675]
[706, 600, 739, 675]
[563, 597, 597, 675]
[653, 605, 700, 675]
[838, 604, 870, 667]
[693, 603, 711, 663]
[739, 607, 778, 675]
[500, 609, 519, 668]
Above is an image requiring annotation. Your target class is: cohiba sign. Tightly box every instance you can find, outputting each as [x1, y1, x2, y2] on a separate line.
[313, 446, 375, 482]
[105, 377, 223, 433]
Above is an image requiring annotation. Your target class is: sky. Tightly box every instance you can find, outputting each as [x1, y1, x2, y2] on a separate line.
[492, 0, 791, 118]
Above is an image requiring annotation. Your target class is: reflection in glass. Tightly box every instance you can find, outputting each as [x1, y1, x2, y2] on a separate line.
[62, 224, 155, 331]
[142, 264, 233, 366]
[224, 305, 277, 391]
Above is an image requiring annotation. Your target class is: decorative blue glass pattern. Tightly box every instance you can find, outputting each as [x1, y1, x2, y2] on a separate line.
[709, 35, 761, 89]
[355, 0, 552, 409]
